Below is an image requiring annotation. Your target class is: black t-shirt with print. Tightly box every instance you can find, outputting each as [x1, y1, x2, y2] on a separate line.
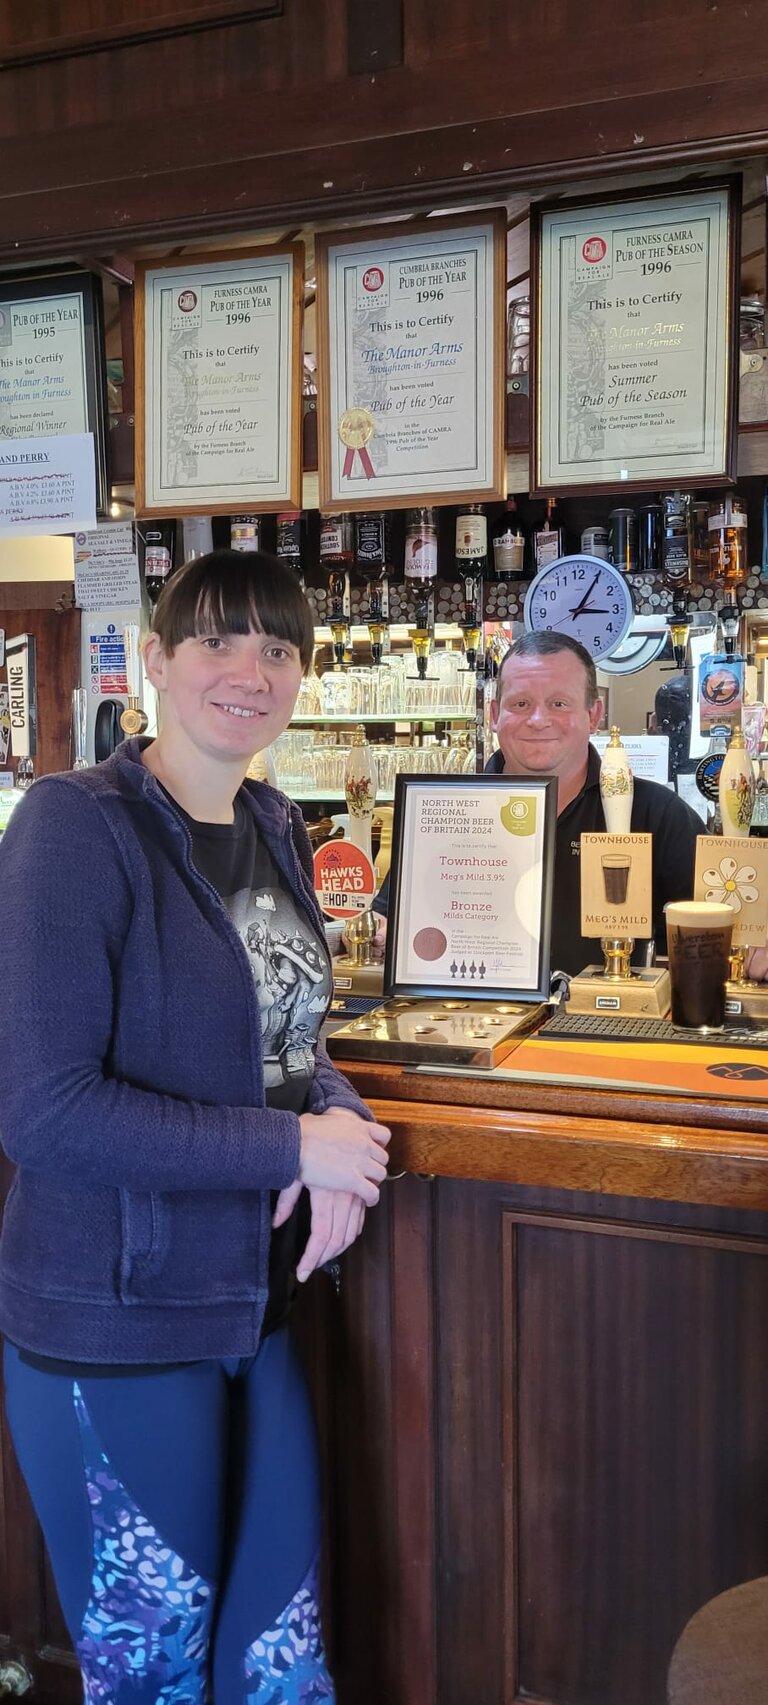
[20, 790, 331, 1376]
[178, 793, 332, 1338]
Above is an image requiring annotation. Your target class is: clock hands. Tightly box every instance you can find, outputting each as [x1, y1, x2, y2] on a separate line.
[568, 573, 600, 619]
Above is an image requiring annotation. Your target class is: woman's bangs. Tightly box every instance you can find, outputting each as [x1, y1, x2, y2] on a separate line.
[153, 549, 315, 667]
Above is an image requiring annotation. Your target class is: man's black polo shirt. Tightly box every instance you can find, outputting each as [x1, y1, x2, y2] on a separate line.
[373, 745, 703, 978]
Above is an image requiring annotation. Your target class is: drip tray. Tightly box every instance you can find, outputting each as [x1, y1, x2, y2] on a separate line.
[325, 997, 547, 1069]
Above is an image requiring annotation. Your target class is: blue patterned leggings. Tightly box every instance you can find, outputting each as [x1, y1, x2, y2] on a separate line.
[3, 1330, 334, 1704]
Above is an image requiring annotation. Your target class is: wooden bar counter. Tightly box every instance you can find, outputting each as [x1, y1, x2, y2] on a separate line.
[297, 1058, 768, 1705]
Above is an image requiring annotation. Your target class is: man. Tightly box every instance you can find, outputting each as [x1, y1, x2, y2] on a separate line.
[372, 631, 703, 978]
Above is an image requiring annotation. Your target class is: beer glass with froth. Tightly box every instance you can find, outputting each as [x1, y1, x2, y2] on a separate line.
[664, 901, 734, 1031]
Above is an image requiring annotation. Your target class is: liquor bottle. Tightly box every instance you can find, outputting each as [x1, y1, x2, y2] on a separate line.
[139, 521, 175, 609]
[533, 498, 563, 574]
[320, 512, 354, 570]
[708, 494, 748, 590]
[355, 513, 390, 664]
[636, 503, 663, 577]
[455, 504, 488, 574]
[608, 508, 638, 575]
[455, 506, 486, 671]
[321, 513, 353, 666]
[692, 501, 711, 583]
[404, 507, 438, 601]
[182, 516, 213, 560]
[276, 512, 305, 584]
[355, 512, 389, 581]
[492, 498, 528, 579]
[662, 492, 693, 589]
[230, 515, 261, 553]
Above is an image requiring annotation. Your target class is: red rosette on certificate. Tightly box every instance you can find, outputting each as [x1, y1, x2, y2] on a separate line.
[339, 407, 375, 480]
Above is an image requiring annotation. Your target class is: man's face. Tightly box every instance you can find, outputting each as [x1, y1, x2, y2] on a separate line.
[490, 651, 604, 780]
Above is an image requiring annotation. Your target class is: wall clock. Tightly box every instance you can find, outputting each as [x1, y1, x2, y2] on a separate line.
[523, 554, 634, 661]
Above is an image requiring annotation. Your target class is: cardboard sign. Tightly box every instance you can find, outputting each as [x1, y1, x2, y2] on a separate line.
[693, 836, 768, 949]
[580, 832, 652, 939]
[313, 839, 376, 920]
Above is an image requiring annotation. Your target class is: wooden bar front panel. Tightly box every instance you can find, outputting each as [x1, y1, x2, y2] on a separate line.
[298, 1169, 768, 1705]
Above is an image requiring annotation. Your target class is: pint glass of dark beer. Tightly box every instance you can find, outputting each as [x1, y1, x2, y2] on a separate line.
[664, 901, 734, 1031]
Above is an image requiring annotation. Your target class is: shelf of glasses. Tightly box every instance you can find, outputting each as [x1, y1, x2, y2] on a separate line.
[290, 713, 475, 725]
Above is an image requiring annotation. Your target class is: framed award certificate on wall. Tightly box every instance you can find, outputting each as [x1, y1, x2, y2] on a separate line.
[384, 773, 557, 1002]
[316, 210, 507, 511]
[531, 179, 741, 495]
[0, 269, 109, 516]
[135, 244, 304, 516]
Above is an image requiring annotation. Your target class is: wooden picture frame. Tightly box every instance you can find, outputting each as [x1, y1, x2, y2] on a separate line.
[316, 210, 507, 512]
[530, 177, 741, 497]
[135, 243, 303, 517]
[0, 268, 109, 517]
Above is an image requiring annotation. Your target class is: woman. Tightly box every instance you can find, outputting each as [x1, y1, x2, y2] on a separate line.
[0, 549, 390, 1704]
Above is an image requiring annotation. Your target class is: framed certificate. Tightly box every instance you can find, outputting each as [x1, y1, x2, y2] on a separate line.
[135, 244, 303, 516]
[316, 211, 507, 511]
[0, 269, 109, 515]
[384, 774, 556, 1002]
[531, 179, 740, 495]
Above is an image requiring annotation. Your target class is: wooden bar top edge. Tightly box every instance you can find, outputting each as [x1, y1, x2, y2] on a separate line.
[335, 1059, 768, 1210]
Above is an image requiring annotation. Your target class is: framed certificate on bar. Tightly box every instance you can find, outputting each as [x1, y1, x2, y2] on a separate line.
[135, 244, 303, 516]
[0, 270, 109, 516]
[316, 211, 507, 511]
[384, 774, 556, 1002]
[531, 179, 740, 495]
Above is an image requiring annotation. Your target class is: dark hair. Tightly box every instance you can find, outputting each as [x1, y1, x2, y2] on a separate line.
[496, 631, 599, 707]
[150, 549, 315, 671]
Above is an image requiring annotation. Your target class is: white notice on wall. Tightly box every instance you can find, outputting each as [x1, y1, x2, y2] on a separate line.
[0, 432, 96, 536]
[74, 523, 141, 611]
[591, 734, 670, 787]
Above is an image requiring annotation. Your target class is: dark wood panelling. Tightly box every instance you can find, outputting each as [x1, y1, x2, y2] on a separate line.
[1, 3, 768, 252]
[507, 1209, 768, 1702]
[0, 1, 282, 64]
[347, 0, 403, 74]
[433, 1181, 768, 1705]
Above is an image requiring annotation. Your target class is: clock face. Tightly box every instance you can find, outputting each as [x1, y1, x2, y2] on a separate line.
[523, 554, 635, 661]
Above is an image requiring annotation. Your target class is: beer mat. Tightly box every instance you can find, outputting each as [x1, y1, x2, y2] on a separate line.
[451, 1035, 768, 1100]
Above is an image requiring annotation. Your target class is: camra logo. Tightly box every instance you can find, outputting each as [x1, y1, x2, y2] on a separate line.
[177, 290, 198, 312]
[582, 237, 607, 263]
[362, 267, 384, 293]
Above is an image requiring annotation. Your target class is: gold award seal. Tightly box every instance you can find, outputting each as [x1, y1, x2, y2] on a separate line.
[338, 407, 375, 450]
